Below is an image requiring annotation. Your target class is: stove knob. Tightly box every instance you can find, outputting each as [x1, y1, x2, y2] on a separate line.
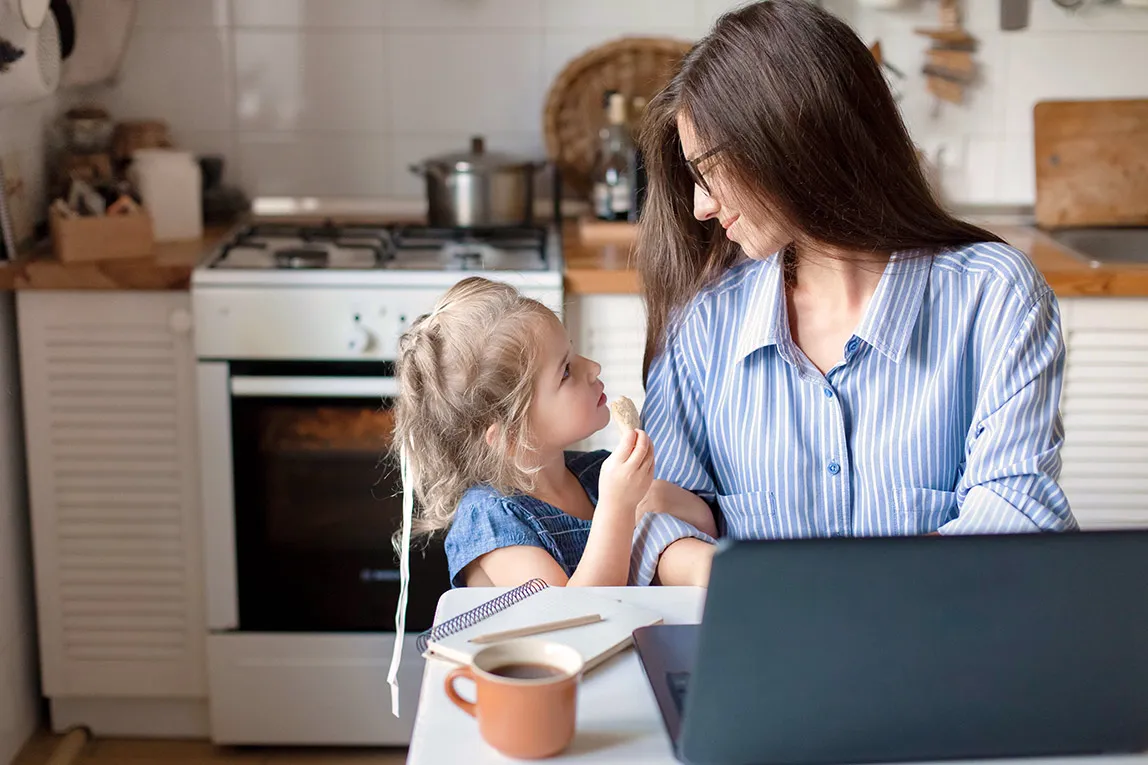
[348, 324, 376, 353]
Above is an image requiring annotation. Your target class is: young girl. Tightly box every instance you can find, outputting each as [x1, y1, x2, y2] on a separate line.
[394, 276, 714, 588]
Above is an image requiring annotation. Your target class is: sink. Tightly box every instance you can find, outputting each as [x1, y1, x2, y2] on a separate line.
[1047, 227, 1148, 265]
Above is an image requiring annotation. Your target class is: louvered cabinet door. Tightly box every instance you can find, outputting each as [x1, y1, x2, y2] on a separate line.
[1058, 298, 1148, 531]
[566, 295, 648, 452]
[17, 292, 206, 697]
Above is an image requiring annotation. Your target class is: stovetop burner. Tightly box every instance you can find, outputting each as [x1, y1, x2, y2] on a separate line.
[274, 248, 330, 269]
[209, 221, 553, 273]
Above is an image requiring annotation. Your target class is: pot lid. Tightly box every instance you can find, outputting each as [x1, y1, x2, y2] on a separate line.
[423, 136, 535, 172]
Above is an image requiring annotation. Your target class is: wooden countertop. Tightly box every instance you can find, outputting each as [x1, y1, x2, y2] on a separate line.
[0, 226, 232, 290]
[563, 220, 1148, 297]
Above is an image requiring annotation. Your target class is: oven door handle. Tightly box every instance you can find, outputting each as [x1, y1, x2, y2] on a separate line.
[230, 376, 400, 398]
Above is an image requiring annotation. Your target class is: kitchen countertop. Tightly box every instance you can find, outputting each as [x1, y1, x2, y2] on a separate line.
[3, 218, 1145, 295]
[0, 226, 233, 290]
[563, 220, 1148, 297]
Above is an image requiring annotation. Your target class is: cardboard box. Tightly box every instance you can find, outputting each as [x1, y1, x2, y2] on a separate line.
[50, 206, 155, 263]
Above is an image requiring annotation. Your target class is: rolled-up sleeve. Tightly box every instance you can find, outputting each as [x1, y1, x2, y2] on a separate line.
[630, 306, 720, 585]
[940, 290, 1078, 535]
[629, 513, 716, 585]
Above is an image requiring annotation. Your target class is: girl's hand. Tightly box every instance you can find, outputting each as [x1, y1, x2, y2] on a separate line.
[598, 429, 655, 511]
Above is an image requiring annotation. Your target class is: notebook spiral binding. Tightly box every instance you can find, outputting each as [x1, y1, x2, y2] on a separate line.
[416, 578, 549, 653]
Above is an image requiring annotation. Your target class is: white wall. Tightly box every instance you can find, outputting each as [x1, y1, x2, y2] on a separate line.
[0, 99, 46, 764]
[78, 0, 1148, 206]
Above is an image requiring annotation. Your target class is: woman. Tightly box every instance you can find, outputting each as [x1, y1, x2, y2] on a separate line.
[629, 0, 1077, 587]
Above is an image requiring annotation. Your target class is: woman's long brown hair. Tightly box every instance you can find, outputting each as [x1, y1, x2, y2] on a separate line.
[637, 0, 1003, 380]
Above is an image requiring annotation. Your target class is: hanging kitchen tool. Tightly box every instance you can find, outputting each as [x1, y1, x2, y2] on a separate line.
[59, 0, 136, 88]
[0, 0, 61, 106]
[1000, 0, 1030, 30]
[49, 0, 74, 58]
[915, 0, 977, 106]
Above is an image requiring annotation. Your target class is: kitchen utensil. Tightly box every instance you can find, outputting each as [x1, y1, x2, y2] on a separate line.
[198, 155, 224, 190]
[0, 0, 60, 106]
[1, 152, 32, 248]
[1034, 99, 1148, 229]
[915, 0, 978, 106]
[0, 163, 16, 260]
[49, 0, 73, 58]
[1000, 0, 1030, 30]
[409, 136, 540, 228]
[61, 104, 113, 152]
[14, 0, 48, 28]
[59, 0, 136, 88]
[543, 36, 692, 196]
[112, 119, 170, 165]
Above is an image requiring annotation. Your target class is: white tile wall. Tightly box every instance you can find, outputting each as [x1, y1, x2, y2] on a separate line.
[238, 132, 392, 196]
[390, 0, 544, 30]
[75, 0, 1148, 204]
[96, 28, 233, 132]
[544, 0, 698, 32]
[232, 0, 387, 29]
[234, 30, 388, 132]
[389, 32, 545, 134]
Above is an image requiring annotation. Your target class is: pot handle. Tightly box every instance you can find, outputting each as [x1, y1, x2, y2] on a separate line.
[410, 162, 445, 179]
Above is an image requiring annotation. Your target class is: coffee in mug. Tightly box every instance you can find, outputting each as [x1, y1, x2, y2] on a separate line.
[490, 662, 566, 680]
[444, 639, 585, 759]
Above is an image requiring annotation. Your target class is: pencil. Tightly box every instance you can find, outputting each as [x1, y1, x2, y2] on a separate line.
[468, 614, 604, 644]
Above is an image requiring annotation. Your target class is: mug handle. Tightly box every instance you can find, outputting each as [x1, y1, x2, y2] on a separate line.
[444, 666, 477, 718]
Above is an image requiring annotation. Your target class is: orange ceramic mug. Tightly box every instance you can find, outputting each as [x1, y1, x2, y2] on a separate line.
[444, 639, 585, 759]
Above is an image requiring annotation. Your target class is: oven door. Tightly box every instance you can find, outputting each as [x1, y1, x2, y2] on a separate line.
[198, 360, 449, 634]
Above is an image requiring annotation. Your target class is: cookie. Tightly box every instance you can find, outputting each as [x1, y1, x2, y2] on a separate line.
[609, 396, 640, 433]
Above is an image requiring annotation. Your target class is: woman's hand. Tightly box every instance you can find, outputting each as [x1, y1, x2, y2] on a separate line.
[598, 429, 655, 512]
[637, 480, 719, 538]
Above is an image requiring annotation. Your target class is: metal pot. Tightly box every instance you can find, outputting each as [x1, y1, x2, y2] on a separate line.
[409, 136, 539, 228]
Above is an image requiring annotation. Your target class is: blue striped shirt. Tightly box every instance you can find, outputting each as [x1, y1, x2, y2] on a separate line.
[629, 242, 1078, 586]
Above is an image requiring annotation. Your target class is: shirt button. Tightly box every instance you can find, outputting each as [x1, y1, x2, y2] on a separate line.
[823, 387, 834, 398]
[827, 461, 841, 475]
[846, 337, 860, 354]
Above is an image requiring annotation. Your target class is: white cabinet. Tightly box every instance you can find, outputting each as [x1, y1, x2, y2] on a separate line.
[566, 294, 648, 452]
[1058, 298, 1148, 530]
[17, 291, 206, 699]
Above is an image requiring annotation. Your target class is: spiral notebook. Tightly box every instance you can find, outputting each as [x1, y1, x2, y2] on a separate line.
[417, 579, 664, 671]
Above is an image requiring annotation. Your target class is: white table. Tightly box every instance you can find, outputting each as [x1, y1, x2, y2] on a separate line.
[407, 586, 706, 764]
[407, 587, 1148, 765]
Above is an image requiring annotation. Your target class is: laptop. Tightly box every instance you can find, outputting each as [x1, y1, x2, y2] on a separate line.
[635, 531, 1148, 765]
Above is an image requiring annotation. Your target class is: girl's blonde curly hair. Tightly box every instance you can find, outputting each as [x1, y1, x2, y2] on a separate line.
[393, 276, 559, 540]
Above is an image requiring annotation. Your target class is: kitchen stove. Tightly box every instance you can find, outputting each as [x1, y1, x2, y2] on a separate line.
[192, 205, 563, 745]
[196, 221, 560, 288]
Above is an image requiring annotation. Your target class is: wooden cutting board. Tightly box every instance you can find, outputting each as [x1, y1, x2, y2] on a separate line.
[1034, 99, 1148, 229]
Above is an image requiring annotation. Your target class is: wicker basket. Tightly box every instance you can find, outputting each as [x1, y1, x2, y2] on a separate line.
[543, 36, 693, 197]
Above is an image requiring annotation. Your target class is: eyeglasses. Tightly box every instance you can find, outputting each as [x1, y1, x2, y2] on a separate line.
[685, 145, 725, 196]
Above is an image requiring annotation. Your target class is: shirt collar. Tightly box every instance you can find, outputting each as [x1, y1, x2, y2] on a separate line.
[852, 249, 932, 363]
[733, 253, 789, 364]
[734, 248, 932, 365]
